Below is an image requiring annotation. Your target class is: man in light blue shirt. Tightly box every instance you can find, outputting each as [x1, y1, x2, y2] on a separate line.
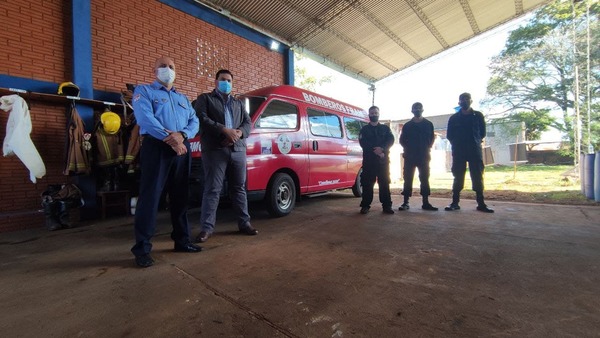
[130, 56, 201, 268]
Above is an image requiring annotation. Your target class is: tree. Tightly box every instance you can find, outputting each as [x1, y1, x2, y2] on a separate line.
[483, 0, 599, 155]
[294, 52, 332, 92]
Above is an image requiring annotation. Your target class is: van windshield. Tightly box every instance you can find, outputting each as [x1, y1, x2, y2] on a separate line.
[240, 95, 267, 118]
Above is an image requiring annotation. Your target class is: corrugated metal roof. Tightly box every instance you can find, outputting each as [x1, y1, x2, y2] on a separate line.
[197, 0, 552, 83]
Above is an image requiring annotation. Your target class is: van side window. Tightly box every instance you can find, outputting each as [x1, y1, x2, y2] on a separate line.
[255, 100, 298, 129]
[307, 108, 342, 138]
[343, 117, 366, 140]
[245, 96, 267, 119]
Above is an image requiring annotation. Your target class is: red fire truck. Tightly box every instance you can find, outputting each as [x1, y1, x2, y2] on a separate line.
[189, 85, 368, 217]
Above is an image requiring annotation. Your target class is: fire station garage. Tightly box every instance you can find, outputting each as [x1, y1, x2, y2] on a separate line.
[1, 1, 599, 337]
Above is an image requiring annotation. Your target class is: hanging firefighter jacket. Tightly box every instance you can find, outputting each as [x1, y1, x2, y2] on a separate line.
[123, 123, 141, 173]
[64, 102, 91, 175]
[1, 94, 47, 183]
[121, 86, 141, 173]
[94, 122, 124, 167]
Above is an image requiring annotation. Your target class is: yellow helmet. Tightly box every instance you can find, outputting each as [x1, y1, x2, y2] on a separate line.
[57, 82, 80, 96]
[100, 111, 121, 134]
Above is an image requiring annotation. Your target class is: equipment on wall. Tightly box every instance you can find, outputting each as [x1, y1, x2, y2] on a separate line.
[57, 82, 80, 97]
[64, 102, 91, 175]
[41, 184, 84, 231]
[100, 111, 121, 134]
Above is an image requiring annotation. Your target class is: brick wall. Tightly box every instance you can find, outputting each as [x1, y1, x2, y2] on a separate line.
[0, 0, 71, 82]
[92, 0, 284, 98]
[0, 0, 285, 232]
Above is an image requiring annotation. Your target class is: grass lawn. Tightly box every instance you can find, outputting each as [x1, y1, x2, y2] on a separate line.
[389, 164, 598, 206]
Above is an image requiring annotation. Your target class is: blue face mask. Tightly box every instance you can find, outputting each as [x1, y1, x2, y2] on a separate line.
[218, 80, 232, 94]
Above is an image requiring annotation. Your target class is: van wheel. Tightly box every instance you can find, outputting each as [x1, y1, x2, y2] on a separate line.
[266, 173, 296, 217]
[352, 168, 363, 197]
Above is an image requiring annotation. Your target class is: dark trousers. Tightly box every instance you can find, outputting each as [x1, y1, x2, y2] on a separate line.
[402, 158, 431, 198]
[200, 148, 250, 233]
[360, 161, 392, 209]
[131, 137, 191, 257]
[451, 150, 484, 200]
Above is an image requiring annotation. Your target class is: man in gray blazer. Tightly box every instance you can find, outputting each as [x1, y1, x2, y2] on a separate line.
[193, 69, 258, 243]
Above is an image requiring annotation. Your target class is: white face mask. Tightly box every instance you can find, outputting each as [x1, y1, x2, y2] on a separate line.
[156, 67, 176, 85]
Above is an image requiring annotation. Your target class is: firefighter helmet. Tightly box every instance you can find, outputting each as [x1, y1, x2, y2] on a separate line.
[57, 82, 80, 97]
[100, 111, 121, 134]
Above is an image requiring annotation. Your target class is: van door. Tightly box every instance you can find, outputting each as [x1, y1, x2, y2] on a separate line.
[343, 116, 367, 182]
[306, 108, 351, 192]
[246, 99, 308, 193]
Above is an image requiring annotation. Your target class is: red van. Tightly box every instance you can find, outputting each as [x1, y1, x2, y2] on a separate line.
[189, 85, 368, 217]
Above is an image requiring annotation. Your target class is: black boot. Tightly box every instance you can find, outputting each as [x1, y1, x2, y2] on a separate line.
[476, 191, 494, 213]
[445, 192, 460, 211]
[422, 196, 438, 211]
[398, 196, 409, 210]
[57, 201, 73, 228]
[43, 202, 62, 231]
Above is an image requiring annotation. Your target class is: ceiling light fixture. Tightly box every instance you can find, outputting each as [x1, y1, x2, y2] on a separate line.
[269, 40, 280, 51]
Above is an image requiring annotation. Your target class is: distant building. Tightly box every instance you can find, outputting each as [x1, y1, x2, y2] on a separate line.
[487, 120, 526, 165]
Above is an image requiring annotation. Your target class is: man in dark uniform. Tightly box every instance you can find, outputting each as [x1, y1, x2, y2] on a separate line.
[445, 92, 494, 213]
[399, 102, 438, 211]
[130, 56, 202, 268]
[359, 106, 395, 214]
[194, 69, 257, 243]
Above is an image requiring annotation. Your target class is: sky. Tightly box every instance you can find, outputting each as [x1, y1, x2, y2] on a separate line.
[296, 15, 532, 122]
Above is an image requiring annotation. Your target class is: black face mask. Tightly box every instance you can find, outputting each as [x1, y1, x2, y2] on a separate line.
[413, 111, 423, 118]
[369, 116, 379, 123]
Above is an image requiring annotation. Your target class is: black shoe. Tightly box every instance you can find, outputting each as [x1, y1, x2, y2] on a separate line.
[195, 231, 211, 243]
[422, 203, 438, 211]
[383, 208, 395, 214]
[239, 225, 258, 236]
[174, 243, 203, 253]
[398, 203, 409, 211]
[476, 205, 495, 213]
[444, 203, 460, 211]
[135, 254, 154, 268]
[360, 207, 369, 214]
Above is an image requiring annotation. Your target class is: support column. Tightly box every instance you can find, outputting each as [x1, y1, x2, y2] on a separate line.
[71, 0, 97, 219]
[284, 48, 295, 86]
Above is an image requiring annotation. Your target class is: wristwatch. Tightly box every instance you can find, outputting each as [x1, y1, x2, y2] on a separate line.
[180, 131, 188, 140]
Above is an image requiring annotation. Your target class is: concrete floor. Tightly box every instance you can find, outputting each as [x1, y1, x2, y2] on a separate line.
[1, 195, 599, 337]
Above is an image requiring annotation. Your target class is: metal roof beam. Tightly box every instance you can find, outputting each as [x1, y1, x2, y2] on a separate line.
[459, 0, 481, 34]
[287, 0, 399, 73]
[405, 0, 449, 49]
[186, 0, 553, 83]
[515, 0, 524, 14]
[290, 0, 353, 45]
[346, 0, 422, 62]
[326, 29, 399, 72]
